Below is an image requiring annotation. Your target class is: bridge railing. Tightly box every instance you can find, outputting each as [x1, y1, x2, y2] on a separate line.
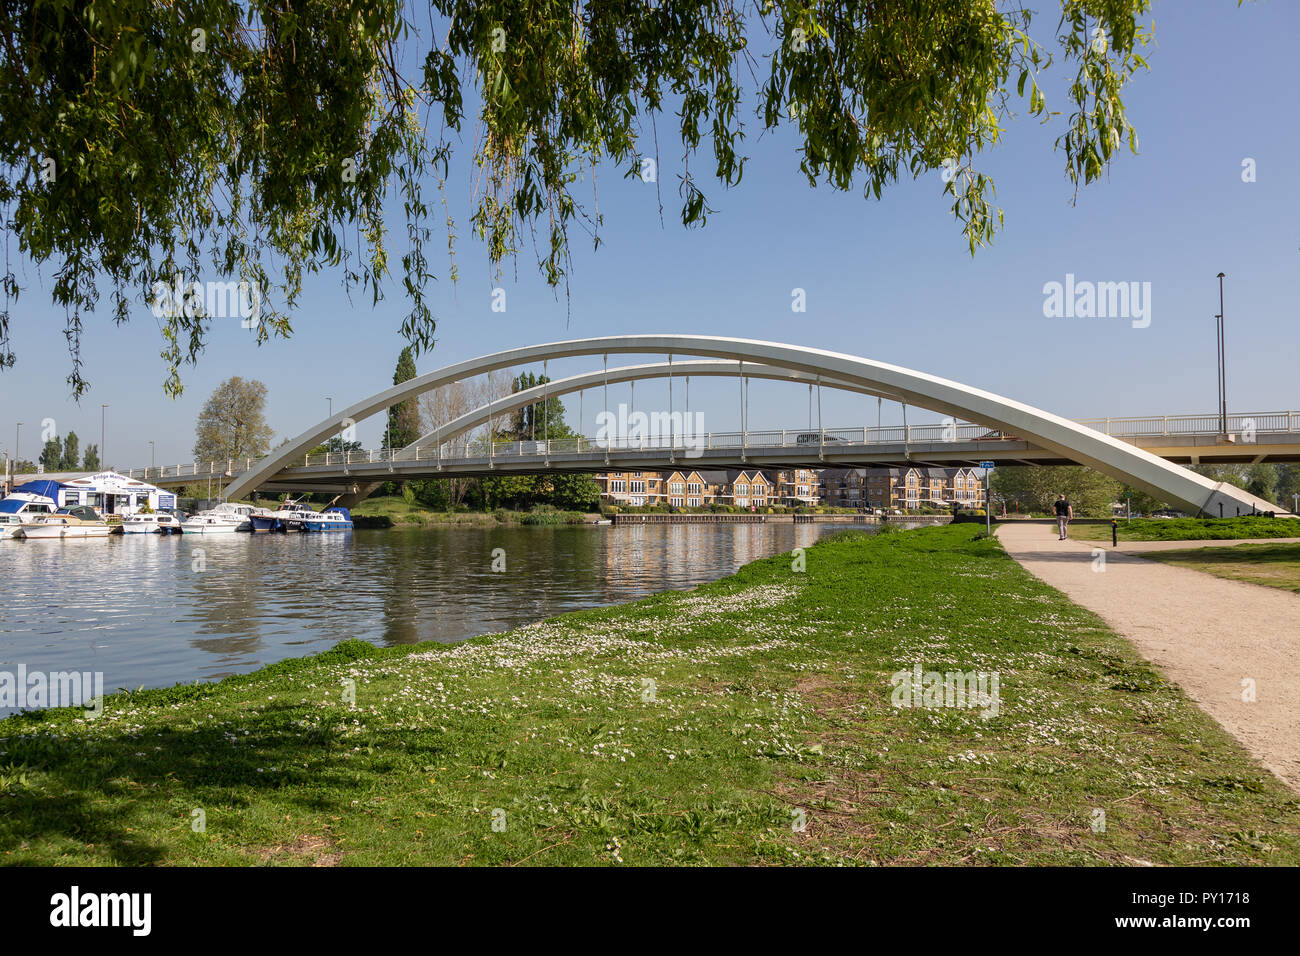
[397, 423, 1015, 459]
[1076, 412, 1300, 437]
[113, 411, 1300, 481]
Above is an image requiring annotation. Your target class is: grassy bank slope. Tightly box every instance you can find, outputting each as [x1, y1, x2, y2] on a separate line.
[1071, 516, 1300, 542]
[1142, 542, 1300, 594]
[2, 525, 1296, 866]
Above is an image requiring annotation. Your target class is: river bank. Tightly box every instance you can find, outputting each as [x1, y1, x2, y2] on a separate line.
[2, 524, 1296, 866]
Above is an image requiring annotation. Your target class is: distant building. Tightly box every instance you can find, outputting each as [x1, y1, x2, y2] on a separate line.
[821, 466, 984, 510]
[595, 467, 787, 509]
[773, 468, 821, 506]
[595, 464, 980, 510]
[1, 471, 175, 516]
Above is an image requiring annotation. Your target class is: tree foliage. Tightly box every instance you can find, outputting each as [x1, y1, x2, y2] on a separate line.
[38, 436, 60, 471]
[1, 0, 1152, 396]
[193, 375, 275, 462]
[387, 346, 422, 449]
[58, 430, 79, 470]
[36, 430, 84, 471]
[990, 464, 1120, 516]
[507, 371, 570, 441]
[1192, 463, 1285, 507]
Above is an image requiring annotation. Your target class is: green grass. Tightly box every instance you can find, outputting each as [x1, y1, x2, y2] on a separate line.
[1072, 516, 1300, 542]
[2, 524, 1296, 866]
[1141, 542, 1300, 594]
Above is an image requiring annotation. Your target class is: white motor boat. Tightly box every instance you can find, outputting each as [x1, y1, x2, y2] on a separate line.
[0, 491, 60, 539]
[121, 511, 183, 534]
[20, 505, 112, 539]
[181, 502, 258, 534]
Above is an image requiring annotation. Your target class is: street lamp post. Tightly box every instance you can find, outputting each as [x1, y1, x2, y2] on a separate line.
[1215, 272, 1227, 437]
[326, 398, 335, 459]
[149, 441, 155, 470]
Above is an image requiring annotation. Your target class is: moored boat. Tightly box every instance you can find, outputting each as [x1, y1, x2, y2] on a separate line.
[302, 506, 353, 532]
[181, 502, 258, 534]
[250, 499, 302, 533]
[0, 487, 60, 539]
[121, 511, 183, 534]
[281, 506, 321, 532]
[19, 505, 111, 539]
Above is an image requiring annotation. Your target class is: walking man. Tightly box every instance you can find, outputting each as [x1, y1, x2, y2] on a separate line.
[1053, 493, 1073, 540]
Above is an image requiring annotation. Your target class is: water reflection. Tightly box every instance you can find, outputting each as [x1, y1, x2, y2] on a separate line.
[0, 523, 876, 710]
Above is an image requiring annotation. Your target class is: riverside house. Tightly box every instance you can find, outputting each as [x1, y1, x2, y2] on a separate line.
[821, 466, 985, 511]
[596, 468, 783, 509]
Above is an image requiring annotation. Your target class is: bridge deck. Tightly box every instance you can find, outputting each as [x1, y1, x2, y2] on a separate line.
[17, 413, 1300, 493]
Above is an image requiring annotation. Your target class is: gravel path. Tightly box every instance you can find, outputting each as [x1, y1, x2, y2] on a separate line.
[996, 523, 1300, 791]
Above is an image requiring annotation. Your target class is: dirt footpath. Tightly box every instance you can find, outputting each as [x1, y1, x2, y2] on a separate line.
[996, 523, 1300, 792]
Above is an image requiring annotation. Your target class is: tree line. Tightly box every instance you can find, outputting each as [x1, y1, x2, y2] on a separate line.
[990, 463, 1300, 516]
[36, 432, 100, 473]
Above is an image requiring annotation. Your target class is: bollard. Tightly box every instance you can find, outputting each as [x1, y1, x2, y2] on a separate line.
[1111, 518, 1118, 548]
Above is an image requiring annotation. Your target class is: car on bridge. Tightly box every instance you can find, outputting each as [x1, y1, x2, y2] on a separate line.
[794, 432, 851, 445]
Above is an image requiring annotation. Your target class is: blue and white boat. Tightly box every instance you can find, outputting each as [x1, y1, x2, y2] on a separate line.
[301, 507, 353, 532]
[0, 483, 60, 539]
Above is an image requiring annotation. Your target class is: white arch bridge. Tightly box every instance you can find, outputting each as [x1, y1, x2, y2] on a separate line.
[134, 335, 1293, 516]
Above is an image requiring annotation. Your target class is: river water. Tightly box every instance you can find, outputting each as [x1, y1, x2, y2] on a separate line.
[0, 523, 882, 710]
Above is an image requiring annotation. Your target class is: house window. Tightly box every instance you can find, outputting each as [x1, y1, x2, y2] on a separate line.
[631, 481, 647, 494]
[687, 482, 701, 495]
[670, 482, 685, 495]
[610, 480, 626, 493]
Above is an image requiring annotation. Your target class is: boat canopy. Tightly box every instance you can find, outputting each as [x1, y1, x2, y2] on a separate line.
[12, 479, 65, 501]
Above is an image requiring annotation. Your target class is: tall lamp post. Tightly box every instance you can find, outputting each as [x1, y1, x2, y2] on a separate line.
[100, 404, 109, 469]
[326, 397, 334, 458]
[1215, 272, 1227, 437]
[149, 441, 155, 470]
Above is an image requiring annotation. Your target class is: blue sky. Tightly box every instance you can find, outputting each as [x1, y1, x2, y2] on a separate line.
[3, 0, 1297, 468]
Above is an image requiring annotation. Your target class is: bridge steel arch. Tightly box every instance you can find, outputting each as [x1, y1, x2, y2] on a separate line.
[396, 359, 884, 458]
[321, 359, 883, 505]
[223, 334, 1284, 516]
